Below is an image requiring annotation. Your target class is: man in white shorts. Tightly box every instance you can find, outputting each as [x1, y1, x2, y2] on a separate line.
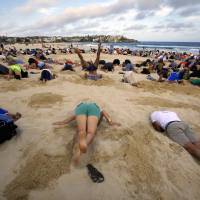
[150, 111, 200, 160]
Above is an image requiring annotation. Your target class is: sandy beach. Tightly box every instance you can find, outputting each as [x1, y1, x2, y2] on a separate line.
[0, 44, 200, 200]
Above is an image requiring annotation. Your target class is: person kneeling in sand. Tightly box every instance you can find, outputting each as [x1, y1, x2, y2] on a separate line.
[53, 102, 120, 164]
[40, 67, 57, 82]
[150, 110, 200, 160]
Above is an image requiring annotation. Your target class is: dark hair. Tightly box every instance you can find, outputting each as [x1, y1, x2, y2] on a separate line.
[14, 75, 21, 80]
[99, 60, 106, 65]
[28, 58, 37, 65]
[113, 59, 120, 65]
[125, 59, 131, 65]
[87, 65, 97, 72]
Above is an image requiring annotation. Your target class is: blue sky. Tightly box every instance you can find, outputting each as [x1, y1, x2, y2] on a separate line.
[0, 0, 200, 42]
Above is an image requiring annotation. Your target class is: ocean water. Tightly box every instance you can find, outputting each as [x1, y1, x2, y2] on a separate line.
[82, 41, 200, 54]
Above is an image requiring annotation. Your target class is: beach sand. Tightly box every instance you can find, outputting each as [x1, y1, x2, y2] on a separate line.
[0, 46, 200, 200]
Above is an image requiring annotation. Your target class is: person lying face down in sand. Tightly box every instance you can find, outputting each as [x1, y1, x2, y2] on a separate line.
[53, 102, 120, 164]
[150, 111, 200, 161]
[74, 42, 102, 70]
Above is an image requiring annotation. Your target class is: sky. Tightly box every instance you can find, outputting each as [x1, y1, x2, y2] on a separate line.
[0, 0, 200, 42]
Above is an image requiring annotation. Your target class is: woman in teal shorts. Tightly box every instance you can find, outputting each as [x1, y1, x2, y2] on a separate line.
[53, 102, 120, 164]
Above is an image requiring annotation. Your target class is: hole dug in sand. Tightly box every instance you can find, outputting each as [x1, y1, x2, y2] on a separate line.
[28, 92, 63, 108]
[66, 74, 115, 86]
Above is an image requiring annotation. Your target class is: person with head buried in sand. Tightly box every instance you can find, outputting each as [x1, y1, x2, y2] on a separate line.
[84, 65, 102, 81]
[75, 41, 102, 70]
[150, 110, 200, 160]
[53, 101, 120, 164]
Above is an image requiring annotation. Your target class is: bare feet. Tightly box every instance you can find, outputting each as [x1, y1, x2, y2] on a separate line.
[73, 149, 81, 166]
[79, 132, 87, 153]
[74, 48, 80, 54]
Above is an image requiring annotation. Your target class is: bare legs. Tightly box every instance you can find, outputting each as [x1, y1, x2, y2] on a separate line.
[75, 42, 101, 69]
[94, 43, 101, 68]
[74, 115, 98, 164]
[184, 142, 200, 160]
[75, 48, 89, 68]
[86, 116, 98, 145]
[76, 115, 87, 153]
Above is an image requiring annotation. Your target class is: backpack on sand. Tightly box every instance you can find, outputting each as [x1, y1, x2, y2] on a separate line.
[0, 114, 18, 144]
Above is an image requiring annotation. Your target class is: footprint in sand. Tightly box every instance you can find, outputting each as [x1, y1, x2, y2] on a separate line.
[28, 92, 63, 108]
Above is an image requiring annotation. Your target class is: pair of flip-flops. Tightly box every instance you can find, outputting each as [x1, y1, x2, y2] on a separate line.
[86, 164, 104, 183]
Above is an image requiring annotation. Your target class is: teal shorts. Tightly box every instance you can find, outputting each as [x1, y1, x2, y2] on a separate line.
[75, 103, 101, 118]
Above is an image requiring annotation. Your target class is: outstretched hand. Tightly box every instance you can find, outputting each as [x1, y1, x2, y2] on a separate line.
[109, 122, 121, 126]
[53, 122, 62, 125]
[53, 122, 67, 129]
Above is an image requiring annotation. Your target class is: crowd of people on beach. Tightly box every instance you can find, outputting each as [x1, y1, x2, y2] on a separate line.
[1, 42, 200, 181]
[1, 42, 200, 85]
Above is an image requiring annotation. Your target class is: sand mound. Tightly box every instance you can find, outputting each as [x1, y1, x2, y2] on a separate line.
[4, 127, 76, 200]
[90, 124, 200, 200]
[28, 93, 63, 108]
[139, 81, 200, 96]
[65, 74, 115, 86]
[4, 151, 70, 200]
[0, 79, 41, 92]
[131, 97, 200, 112]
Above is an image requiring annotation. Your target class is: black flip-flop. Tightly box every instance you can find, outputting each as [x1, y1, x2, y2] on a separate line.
[86, 164, 104, 183]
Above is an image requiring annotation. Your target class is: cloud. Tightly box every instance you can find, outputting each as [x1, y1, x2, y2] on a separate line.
[16, 0, 57, 14]
[134, 11, 154, 20]
[23, 0, 135, 31]
[166, 0, 200, 9]
[152, 22, 195, 32]
[125, 24, 147, 30]
[1, 0, 200, 41]
[176, 6, 200, 17]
